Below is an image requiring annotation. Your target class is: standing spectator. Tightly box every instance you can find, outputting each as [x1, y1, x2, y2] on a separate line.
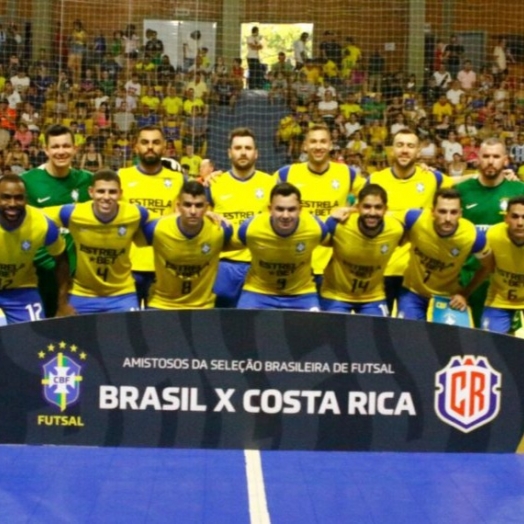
[122, 24, 140, 74]
[144, 30, 164, 64]
[367, 48, 385, 93]
[319, 31, 342, 67]
[68, 20, 88, 86]
[293, 32, 309, 71]
[246, 26, 263, 89]
[493, 38, 515, 83]
[443, 35, 464, 79]
[183, 30, 201, 71]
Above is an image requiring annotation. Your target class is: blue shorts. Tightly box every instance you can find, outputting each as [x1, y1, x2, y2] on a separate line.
[213, 260, 250, 308]
[132, 271, 156, 308]
[69, 293, 139, 314]
[397, 288, 429, 321]
[0, 288, 44, 324]
[320, 297, 389, 316]
[481, 307, 516, 334]
[238, 290, 319, 311]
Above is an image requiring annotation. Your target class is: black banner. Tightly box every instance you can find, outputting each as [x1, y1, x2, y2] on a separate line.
[1, 310, 523, 452]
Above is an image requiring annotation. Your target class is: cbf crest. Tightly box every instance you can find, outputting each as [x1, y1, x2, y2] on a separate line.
[434, 355, 501, 433]
[40, 341, 87, 411]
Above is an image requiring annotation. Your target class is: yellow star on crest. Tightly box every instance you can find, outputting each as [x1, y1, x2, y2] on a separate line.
[47, 344, 55, 352]
[59, 341, 67, 349]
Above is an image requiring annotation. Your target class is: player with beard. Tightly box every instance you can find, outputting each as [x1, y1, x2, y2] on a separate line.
[118, 125, 185, 306]
[320, 184, 404, 316]
[275, 124, 365, 284]
[0, 175, 70, 324]
[367, 129, 455, 313]
[456, 137, 524, 326]
[397, 188, 491, 321]
[481, 196, 524, 333]
[206, 127, 276, 307]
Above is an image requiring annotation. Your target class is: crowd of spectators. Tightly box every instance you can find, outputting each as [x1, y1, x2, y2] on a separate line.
[0, 21, 247, 178]
[0, 24, 523, 180]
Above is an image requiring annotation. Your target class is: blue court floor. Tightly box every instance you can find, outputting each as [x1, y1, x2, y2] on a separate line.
[1, 445, 523, 523]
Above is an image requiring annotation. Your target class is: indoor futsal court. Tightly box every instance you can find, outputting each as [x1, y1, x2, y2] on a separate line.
[1, 446, 524, 523]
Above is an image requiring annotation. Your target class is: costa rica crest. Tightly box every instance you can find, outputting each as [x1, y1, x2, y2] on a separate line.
[434, 355, 501, 433]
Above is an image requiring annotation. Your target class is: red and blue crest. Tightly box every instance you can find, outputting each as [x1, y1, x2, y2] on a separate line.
[435, 355, 501, 433]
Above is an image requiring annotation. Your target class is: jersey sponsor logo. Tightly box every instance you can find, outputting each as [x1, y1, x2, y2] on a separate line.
[117, 226, 127, 237]
[201, 242, 211, 254]
[380, 244, 389, 254]
[296, 242, 306, 253]
[37, 196, 51, 204]
[465, 203, 478, 209]
[500, 199, 509, 212]
[21, 240, 31, 251]
[450, 247, 460, 257]
[434, 355, 501, 433]
[416, 183, 425, 193]
[331, 179, 340, 190]
[40, 341, 87, 412]
[164, 179, 173, 188]
[255, 188, 265, 199]
[71, 189, 79, 202]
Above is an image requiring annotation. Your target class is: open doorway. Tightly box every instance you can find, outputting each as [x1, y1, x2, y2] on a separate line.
[240, 23, 313, 71]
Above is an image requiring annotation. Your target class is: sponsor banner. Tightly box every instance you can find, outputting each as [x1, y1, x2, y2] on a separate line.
[0, 310, 523, 452]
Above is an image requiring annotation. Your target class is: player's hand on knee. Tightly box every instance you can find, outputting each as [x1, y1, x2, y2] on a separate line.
[449, 293, 467, 311]
[55, 303, 78, 318]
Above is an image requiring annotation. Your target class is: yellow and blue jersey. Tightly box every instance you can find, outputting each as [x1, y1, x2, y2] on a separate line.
[207, 170, 276, 263]
[238, 211, 328, 295]
[276, 162, 364, 274]
[485, 222, 524, 309]
[367, 166, 454, 276]
[403, 208, 488, 298]
[321, 214, 405, 302]
[57, 202, 149, 297]
[144, 216, 232, 309]
[0, 206, 65, 289]
[118, 165, 185, 271]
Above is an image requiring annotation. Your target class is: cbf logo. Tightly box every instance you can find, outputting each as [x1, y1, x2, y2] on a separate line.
[435, 355, 501, 433]
[40, 342, 87, 412]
